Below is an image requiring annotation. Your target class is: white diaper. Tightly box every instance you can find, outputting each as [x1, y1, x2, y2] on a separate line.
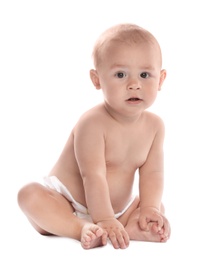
[43, 176, 135, 222]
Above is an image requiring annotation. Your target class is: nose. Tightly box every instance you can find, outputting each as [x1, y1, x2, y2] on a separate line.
[127, 81, 141, 90]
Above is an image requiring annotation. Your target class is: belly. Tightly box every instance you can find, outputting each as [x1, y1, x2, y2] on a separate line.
[107, 169, 136, 213]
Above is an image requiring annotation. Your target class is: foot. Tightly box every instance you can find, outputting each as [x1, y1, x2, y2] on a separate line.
[150, 222, 169, 242]
[81, 223, 106, 249]
[125, 220, 169, 242]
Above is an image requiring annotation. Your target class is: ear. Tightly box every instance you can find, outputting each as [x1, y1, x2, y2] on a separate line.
[90, 69, 101, 90]
[158, 69, 167, 91]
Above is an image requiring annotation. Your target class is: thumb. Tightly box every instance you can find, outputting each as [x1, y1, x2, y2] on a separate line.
[139, 216, 149, 231]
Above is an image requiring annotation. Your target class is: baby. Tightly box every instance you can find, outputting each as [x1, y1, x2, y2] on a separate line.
[18, 23, 171, 249]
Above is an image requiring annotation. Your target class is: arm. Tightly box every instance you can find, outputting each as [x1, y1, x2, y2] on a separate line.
[74, 114, 129, 248]
[138, 118, 165, 230]
[74, 116, 114, 222]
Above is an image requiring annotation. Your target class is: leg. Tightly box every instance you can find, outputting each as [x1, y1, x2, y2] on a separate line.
[118, 197, 170, 242]
[17, 182, 106, 249]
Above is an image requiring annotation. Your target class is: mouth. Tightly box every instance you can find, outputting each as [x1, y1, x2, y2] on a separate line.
[127, 97, 141, 101]
[126, 97, 142, 105]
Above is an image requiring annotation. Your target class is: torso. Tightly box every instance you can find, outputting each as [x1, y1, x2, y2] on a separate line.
[49, 104, 162, 213]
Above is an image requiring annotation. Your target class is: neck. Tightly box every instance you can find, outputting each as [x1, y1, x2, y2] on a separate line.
[103, 102, 143, 125]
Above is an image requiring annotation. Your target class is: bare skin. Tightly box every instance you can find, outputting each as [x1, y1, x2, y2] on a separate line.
[81, 200, 170, 249]
[18, 24, 171, 249]
[81, 209, 169, 249]
[81, 224, 106, 249]
[18, 182, 170, 249]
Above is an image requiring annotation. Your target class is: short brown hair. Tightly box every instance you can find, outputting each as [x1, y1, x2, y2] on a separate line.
[92, 23, 161, 69]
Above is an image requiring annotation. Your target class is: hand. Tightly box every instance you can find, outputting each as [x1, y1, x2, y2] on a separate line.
[97, 218, 129, 249]
[139, 206, 164, 231]
[151, 214, 171, 242]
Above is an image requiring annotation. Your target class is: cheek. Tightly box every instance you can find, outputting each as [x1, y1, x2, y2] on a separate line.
[101, 86, 113, 100]
[144, 86, 158, 102]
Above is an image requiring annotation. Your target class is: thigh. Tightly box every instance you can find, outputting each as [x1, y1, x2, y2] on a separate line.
[18, 183, 75, 234]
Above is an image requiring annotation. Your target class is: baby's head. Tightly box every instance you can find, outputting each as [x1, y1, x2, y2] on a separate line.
[92, 23, 162, 71]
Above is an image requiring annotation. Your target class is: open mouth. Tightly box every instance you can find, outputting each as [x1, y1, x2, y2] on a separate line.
[127, 97, 140, 101]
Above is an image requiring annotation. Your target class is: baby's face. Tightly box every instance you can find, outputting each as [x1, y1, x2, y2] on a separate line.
[96, 41, 165, 117]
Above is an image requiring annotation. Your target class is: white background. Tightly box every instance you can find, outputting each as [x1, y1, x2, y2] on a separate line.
[1, 0, 203, 259]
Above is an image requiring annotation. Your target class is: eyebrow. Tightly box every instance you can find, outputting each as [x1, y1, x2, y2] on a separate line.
[140, 65, 156, 70]
[110, 63, 126, 69]
[110, 63, 156, 70]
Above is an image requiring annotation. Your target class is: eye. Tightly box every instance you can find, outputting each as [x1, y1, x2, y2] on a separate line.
[140, 72, 149, 78]
[115, 72, 126, 78]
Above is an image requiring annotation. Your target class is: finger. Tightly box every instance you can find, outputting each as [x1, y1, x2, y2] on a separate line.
[156, 215, 164, 231]
[108, 231, 120, 249]
[114, 230, 130, 249]
[101, 231, 108, 246]
[139, 216, 149, 230]
[147, 212, 164, 231]
[122, 230, 130, 248]
[116, 233, 125, 249]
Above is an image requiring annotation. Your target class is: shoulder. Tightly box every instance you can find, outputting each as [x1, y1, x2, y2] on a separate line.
[142, 111, 165, 132]
[73, 104, 107, 134]
[78, 104, 107, 124]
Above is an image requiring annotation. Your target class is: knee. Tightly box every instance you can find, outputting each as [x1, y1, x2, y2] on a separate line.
[17, 182, 43, 210]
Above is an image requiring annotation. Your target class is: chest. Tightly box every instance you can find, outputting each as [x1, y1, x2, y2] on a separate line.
[105, 126, 155, 169]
